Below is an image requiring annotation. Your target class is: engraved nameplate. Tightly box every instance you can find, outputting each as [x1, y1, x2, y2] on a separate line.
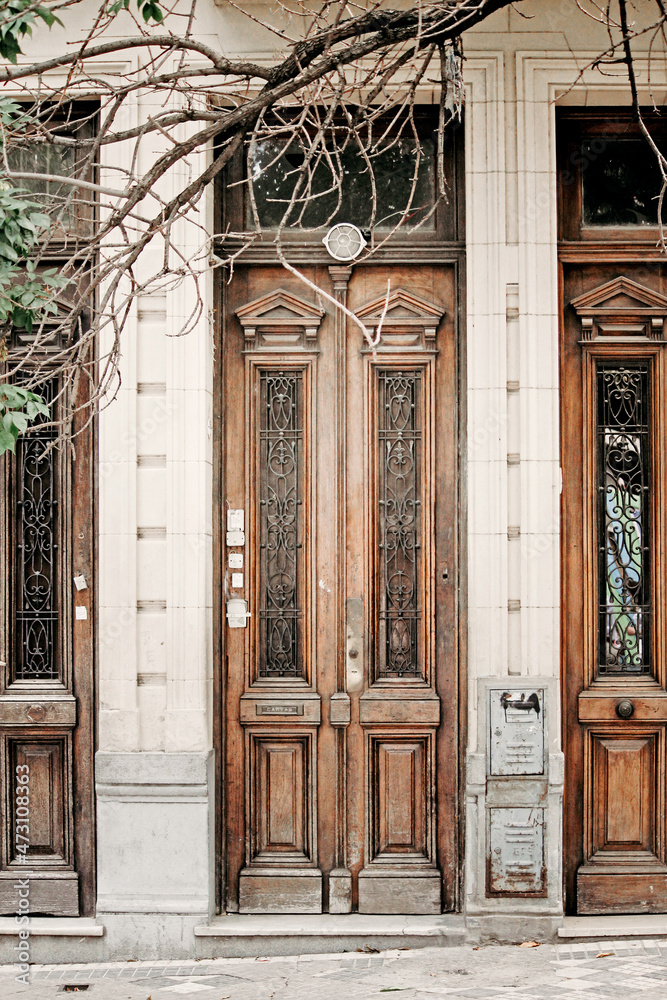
[256, 704, 304, 716]
[489, 688, 545, 776]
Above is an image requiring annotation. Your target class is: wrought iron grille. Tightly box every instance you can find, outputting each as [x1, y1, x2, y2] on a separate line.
[13, 378, 60, 681]
[377, 370, 422, 678]
[597, 364, 651, 674]
[258, 370, 303, 678]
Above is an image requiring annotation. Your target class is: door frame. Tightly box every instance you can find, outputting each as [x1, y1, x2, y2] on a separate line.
[558, 108, 667, 914]
[212, 118, 468, 915]
[0, 352, 96, 916]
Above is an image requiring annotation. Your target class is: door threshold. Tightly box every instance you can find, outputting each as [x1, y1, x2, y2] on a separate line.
[0, 917, 104, 937]
[194, 914, 465, 957]
[559, 915, 667, 939]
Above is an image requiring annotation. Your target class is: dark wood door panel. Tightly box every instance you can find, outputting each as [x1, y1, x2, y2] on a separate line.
[374, 738, 429, 859]
[0, 366, 95, 917]
[578, 874, 667, 915]
[579, 693, 667, 721]
[561, 256, 667, 915]
[223, 261, 460, 914]
[253, 736, 310, 859]
[588, 729, 661, 858]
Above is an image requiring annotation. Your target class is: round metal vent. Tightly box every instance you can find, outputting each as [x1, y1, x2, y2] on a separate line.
[322, 223, 367, 262]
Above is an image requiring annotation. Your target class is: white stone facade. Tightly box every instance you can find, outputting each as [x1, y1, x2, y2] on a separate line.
[1, 0, 662, 961]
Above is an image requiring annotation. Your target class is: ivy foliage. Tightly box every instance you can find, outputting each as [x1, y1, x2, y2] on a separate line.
[0, 383, 50, 454]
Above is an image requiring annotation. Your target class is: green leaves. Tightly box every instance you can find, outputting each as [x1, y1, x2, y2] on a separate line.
[0, 184, 50, 261]
[0, 261, 64, 334]
[0, 183, 67, 334]
[0, 1, 63, 63]
[0, 0, 164, 65]
[107, 0, 163, 23]
[140, 2, 163, 23]
[0, 383, 50, 455]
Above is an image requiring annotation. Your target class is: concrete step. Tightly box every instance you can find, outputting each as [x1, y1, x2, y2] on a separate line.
[194, 913, 466, 958]
[0, 917, 104, 937]
[559, 915, 667, 940]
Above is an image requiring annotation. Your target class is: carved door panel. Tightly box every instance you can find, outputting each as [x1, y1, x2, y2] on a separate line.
[562, 267, 667, 914]
[223, 263, 459, 914]
[0, 369, 95, 916]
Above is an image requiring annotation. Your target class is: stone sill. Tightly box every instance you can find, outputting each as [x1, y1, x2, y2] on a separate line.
[195, 914, 465, 938]
[559, 915, 667, 939]
[0, 918, 104, 937]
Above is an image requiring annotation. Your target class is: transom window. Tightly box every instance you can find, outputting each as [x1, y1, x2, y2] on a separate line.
[582, 139, 665, 227]
[249, 133, 436, 232]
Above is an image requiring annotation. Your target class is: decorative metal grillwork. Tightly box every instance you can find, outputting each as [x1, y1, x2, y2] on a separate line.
[377, 370, 422, 678]
[258, 371, 303, 678]
[597, 364, 651, 674]
[13, 378, 59, 680]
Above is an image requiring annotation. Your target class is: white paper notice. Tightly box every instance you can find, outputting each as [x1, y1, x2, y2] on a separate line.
[75, 606, 88, 620]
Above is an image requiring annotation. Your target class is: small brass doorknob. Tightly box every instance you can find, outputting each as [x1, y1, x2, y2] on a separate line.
[616, 699, 635, 719]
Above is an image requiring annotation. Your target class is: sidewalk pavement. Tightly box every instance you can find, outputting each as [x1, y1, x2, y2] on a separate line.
[1, 938, 667, 999]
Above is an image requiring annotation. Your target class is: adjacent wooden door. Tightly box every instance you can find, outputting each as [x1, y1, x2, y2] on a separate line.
[0, 363, 95, 916]
[561, 263, 667, 914]
[222, 262, 460, 914]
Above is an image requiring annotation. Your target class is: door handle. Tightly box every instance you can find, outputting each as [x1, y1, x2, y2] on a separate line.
[616, 699, 635, 719]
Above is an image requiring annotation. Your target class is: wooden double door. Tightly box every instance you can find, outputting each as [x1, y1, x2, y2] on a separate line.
[222, 262, 460, 914]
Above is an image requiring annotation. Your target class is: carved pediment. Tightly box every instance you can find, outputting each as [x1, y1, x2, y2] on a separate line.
[236, 289, 324, 351]
[570, 277, 667, 341]
[356, 289, 445, 350]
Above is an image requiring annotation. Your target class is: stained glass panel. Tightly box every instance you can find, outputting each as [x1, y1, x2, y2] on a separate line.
[597, 364, 651, 674]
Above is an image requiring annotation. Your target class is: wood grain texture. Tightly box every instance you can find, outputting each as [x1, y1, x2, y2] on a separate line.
[376, 740, 426, 857]
[255, 738, 308, 859]
[559, 110, 667, 916]
[0, 352, 95, 917]
[589, 730, 659, 858]
[223, 260, 460, 914]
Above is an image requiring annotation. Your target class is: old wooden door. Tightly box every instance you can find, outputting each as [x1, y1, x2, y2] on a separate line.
[560, 111, 667, 914]
[0, 364, 95, 916]
[221, 257, 460, 914]
[0, 105, 96, 916]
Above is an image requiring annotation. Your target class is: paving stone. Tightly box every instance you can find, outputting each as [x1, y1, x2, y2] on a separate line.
[0, 941, 667, 1000]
